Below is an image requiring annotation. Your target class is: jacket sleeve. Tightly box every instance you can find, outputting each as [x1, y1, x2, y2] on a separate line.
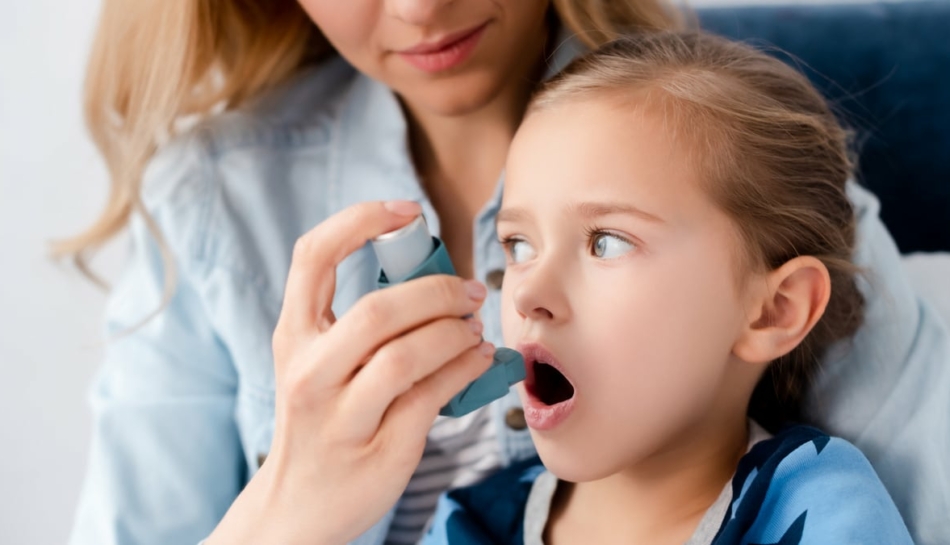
[805, 180, 950, 545]
[68, 140, 245, 545]
[745, 437, 915, 545]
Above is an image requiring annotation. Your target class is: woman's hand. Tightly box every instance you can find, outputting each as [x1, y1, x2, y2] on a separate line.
[207, 200, 494, 545]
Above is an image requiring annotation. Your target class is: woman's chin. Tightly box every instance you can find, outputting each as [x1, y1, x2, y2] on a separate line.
[397, 73, 506, 118]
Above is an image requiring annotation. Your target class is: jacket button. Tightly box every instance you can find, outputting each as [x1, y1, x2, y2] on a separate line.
[486, 269, 505, 290]
[505, 407, 527, 431]
[257, 453, 267, 468]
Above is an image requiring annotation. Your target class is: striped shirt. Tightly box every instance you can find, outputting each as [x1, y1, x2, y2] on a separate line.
[384, 406, 501, 544]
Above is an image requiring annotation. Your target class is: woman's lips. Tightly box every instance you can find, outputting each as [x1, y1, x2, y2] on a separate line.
[518, 342, 577, 431]
[397, 22, 488, 73]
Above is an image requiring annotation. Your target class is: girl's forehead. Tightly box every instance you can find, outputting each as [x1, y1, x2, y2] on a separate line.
[501, 97, 749, 260]
[507, 100, 703, 203]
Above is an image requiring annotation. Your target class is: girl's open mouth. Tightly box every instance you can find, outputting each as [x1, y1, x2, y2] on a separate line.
[531, 361, 575, 405]
[519, 343, 577, 430]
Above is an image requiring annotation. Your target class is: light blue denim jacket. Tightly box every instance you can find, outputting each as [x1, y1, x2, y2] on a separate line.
[69, 43, 949, 545]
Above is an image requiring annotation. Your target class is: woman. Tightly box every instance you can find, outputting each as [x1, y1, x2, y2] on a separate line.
[62, 1, 946, 544]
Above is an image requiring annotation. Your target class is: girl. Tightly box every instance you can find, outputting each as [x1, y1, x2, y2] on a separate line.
[423, 32, 913, 544]
[62, 1, 944, 544]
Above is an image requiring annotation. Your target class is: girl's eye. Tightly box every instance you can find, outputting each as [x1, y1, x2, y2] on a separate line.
[591, 232, 634, 259]
[505, 239, 537, 264]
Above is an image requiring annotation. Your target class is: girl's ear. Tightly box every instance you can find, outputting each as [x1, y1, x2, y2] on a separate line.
[732, 256, 831, 365]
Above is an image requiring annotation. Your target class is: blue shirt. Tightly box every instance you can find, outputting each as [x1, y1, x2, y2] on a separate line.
[68, 42, 950, 545]
[421, 426, 914, 545]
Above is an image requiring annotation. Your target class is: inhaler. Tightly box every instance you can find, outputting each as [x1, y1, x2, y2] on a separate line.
[371, 215, 525, 417]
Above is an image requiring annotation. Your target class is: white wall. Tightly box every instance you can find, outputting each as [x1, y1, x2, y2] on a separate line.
[0, 1, 924, 544]
[1, 1, 122, 543]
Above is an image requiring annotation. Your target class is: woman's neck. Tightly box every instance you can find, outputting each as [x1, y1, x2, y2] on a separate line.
[546, 420, 750, 545]
[398, 19, 553, 278]
[405, 86, 528, 216]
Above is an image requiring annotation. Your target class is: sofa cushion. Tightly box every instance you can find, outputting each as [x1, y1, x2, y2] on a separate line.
[699, 1, 950, 253]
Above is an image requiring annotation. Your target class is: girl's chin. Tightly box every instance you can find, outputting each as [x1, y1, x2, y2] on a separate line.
[533, 438, 613, 483]
[543, 460, 609, 484]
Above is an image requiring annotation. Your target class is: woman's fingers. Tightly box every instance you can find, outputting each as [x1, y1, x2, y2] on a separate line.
[316, 274, 487, 384]
[340, 315, 486, 436]
[381, 342, 496, 442]
[279, 200, 422, 334]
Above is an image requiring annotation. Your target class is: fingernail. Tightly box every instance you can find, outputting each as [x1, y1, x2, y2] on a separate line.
[468, 319, 483, 335]
[479, 342, 495, 357]
[464, 280, 487, 301]
[383, 200, 422, 216]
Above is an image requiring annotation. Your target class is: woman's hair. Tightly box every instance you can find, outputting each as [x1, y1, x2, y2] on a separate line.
[530, 32, 864, 431]
[56, 0, 683, 281]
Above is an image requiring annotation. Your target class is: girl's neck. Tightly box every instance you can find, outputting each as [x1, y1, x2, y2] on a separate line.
[546, 420, 750, 545]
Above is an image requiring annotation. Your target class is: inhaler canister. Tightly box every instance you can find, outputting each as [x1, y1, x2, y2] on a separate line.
[371, 215, 526, 417]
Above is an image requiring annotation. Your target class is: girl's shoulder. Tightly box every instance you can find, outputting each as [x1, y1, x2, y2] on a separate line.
[715, 425, 914, 545]
[422, 456, 544, 544]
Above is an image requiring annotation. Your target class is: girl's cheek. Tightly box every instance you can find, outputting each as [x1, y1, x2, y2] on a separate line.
[500, 286, 519, 344]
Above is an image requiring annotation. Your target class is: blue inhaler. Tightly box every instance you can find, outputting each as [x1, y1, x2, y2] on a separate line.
[371, 215, 525, 417]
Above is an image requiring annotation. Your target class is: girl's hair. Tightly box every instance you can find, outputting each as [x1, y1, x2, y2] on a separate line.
[56, 0, 683, 282]
[530, 32, 864, 431]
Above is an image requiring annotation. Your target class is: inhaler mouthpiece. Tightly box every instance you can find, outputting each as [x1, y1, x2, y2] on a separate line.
[371, 214, 526, 417]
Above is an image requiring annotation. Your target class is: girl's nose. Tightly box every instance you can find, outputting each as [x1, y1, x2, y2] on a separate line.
[384, 0, 452, 26]
[512, 259, 570, 324]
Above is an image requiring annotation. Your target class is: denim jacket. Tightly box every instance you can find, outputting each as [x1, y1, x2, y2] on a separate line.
[68, 41, 949, 545]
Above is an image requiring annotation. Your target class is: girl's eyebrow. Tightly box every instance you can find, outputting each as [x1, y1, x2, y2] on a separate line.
[496, 208, 529, 226]
[497, 202, 665, 228]
[570, 201, 666, 224]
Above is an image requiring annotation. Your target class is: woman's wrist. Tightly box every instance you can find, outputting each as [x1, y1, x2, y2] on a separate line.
[207, 459, 348, 545]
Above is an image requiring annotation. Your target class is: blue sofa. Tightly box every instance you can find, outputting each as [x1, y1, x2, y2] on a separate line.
[699, 1, 950, 253]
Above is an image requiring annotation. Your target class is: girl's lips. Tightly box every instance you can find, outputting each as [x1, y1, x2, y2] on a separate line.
[522, 392, 576, 431]
[518, 342, 577, 431]
[397, 22, 488, 73]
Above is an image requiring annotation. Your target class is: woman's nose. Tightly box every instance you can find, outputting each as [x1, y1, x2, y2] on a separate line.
[512, 260, 569, 324]
[384, 0, 453, 26]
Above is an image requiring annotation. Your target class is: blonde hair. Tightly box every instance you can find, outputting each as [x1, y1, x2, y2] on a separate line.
[56, 0, 683, 283]
[531, 32, 864, 430]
